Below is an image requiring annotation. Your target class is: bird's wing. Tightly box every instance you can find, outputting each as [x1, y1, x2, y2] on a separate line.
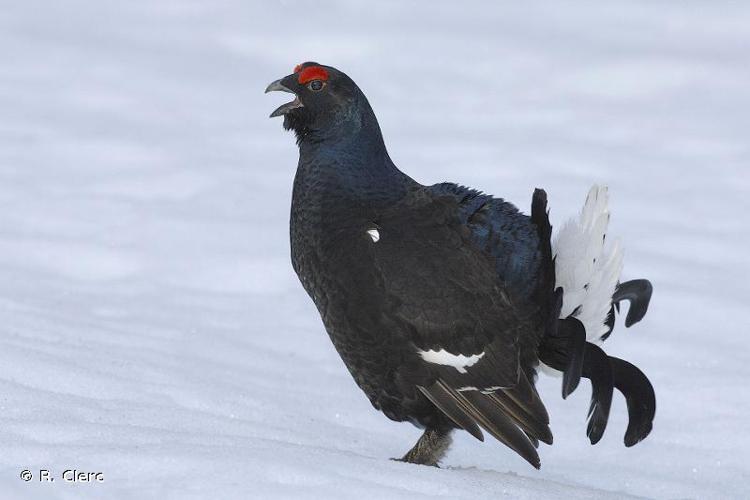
[366, 187, 551, 467]
[428, 182, 544, 300]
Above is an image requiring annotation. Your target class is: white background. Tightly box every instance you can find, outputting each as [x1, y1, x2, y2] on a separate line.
[1, 1, 748, 498]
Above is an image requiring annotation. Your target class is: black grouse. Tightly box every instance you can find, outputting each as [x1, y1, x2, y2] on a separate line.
[266, 62, 655, 468]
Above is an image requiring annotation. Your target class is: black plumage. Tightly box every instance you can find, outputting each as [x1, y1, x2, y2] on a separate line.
[266, 62, 656, 468]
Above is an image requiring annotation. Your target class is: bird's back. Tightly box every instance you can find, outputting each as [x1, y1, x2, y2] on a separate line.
[429, 182, 544, 302]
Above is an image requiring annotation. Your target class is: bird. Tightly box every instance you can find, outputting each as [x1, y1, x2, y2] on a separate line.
[266, 62, 656, 469]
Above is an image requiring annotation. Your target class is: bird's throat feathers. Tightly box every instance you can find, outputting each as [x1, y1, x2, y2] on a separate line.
[290, 100, 403, 185]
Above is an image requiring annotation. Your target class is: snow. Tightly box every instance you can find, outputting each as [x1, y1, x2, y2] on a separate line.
[1, 1, 749, 498]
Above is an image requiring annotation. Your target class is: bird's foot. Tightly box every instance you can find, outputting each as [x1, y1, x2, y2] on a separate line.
[391, 427, 453, 467]
[390, 456, 441, 468]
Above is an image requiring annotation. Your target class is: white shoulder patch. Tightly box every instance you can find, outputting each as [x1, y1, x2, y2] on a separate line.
[417, 349, 485, 374]
[366, 228, 380, 242]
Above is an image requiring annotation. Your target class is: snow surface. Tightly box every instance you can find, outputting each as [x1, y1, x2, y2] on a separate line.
[1, 1, 749, 499]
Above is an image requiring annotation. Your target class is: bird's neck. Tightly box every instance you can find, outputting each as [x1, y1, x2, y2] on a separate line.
[295, 102, 415, 201]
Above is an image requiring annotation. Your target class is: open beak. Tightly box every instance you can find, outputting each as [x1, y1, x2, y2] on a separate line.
[265, 78, 303, 118]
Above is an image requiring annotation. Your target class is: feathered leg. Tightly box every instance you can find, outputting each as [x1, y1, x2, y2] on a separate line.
[395, 427, 454, 467]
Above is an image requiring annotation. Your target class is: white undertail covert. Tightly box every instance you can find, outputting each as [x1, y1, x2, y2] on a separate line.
[553, 185, 624, 342]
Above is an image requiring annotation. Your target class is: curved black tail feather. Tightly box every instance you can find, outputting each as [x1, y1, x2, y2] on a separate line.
[614, 279, 653, 328]
[537, 316, 586, 400]
[581, 343, 614, 445]
[601, 279, 653, 341]
[609, 356, 656, 446]
[560, 318, 585, 400]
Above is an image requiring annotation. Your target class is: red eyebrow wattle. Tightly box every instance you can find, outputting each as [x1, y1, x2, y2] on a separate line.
[293, 64, 303, 73]
[298, 66, 329, 84]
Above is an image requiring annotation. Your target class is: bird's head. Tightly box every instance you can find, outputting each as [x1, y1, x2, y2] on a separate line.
[265, 62, 368, 143]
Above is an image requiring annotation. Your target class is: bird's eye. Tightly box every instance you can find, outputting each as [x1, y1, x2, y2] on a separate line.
[308, 80, 325, 91]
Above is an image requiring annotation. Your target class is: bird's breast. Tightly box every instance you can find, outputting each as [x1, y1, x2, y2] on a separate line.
[290, 196, 383, 308]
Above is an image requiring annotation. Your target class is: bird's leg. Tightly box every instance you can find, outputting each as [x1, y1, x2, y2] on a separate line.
[394, 427, 453, 467]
